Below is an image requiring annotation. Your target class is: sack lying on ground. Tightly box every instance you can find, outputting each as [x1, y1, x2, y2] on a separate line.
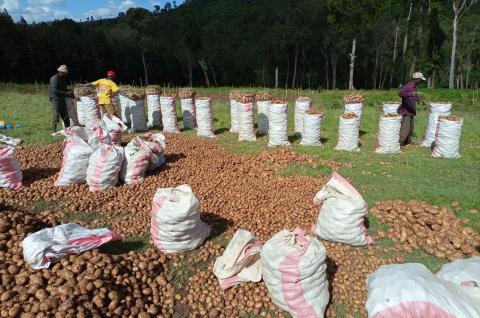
[344, 103, 363, 118]
[80, 96, 100, 127]
[422, 102, 452, 147]
[66, 97, 79, 126]
[230, 99, 239, 133]
[129, 98, 147, 133]
[22, 224, 122, 270]
[181, 98, 196, 129]
[139, 133, 166, 171]
[382, 102, 400, 114]
[238, 102, 256, 142]
[146, 93, 162, 128]
[314, 172, 374, 246]
[335, 113, 360, 152]
[268, 102, 290, 147]
[150, 184, 211, 253]
[0, 134, 22, 147]
[375, 114, 402, 154]
[0, 145, 22, 189]
[436, 257, 480, 287]
[261, 228, 329, 318]
[365, 263, 480, 318]
[118, 95, 131, 124]
[257, 101, 270, 136]
[294, 97, 311, 135]
[120, 137, 153, 185]
[432, 115, 463, 159]
[300, 111, 323, 147]
[86, 145, 125, 192]
[196, 98, 215, 138]
[102, 114, 127, 145]
[160, 95, 180, 133]
[213, 229, 262, 290]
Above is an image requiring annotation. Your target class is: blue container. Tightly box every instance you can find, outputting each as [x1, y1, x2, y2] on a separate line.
[5, 124, 12, 129]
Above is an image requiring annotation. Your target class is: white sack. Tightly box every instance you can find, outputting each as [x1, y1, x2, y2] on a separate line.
[0, 146, 22, 189]
[129, 99, 147, 133]
[314, 172, 374, 246]
[213, 229, 262, 290]
[86, 145, 125, 192]
[366, 263, 480, 318]
[382, 102, 400, 114]
[335, 116, 360, 152]
[102, 114, 127, 145]
[181, 98, 196, 129]
[22, 224, 122, 270]
[431, 117, 463, 159]
[76, 99, 86, 126]
[196, 98, 215, 138]
[66, 97, 79, 126]
[80, 96, 100, 127]
[261, 228, 329, 318]
[344, 103, 363, 118]
[160, 96, 180, 133]
[138, 133, 166, 171]
[118, 95, 131, 124]
[257, 101, 270, 136]
[436, 257, 480, 287]
[230, 99, 239, 133]
[0, 134, 22, 147]
[375, 115, 402, 154]
[150, 184, 211, 253]
[146, 94, 162, 128]
[421, 102, 452, 147]
[120, 137, 153, 185]
[268, 103, 290, 147]
[238, 102, 256, 142]
[300, 113, 322, 147]
[294, 99, 311, 135]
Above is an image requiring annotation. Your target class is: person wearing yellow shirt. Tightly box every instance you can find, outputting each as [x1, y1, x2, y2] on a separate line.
[91, 70, 119, 116]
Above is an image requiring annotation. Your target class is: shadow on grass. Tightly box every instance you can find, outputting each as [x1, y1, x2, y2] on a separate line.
[100, 234, 150, 254]
[288, 133, 301, 143]
[202, 212, 232, 246]
[359, 129, 367, 137]
[214, 127, 230, 135]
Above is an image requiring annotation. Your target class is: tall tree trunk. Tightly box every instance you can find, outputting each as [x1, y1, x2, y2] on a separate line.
[449, 13, 458, 88]
[188, 60, 193, 87]
[378, 56, 384, 89]
[292, 42, 299, 88]
[389, 19, 400, 88]
[403, 1, 413, 57]
[431, 69, 436, 88]
[331, 55, 338, 89]
[322, 49, 329, 89]
[409, 56, 417, 77]
[348, 38, 356, 90]
[142, 48, 149, 86]
[286, 58, 290, 88]
[210, 61, 218, 87]
[373, 48, 379, 89]
[275, 67, 279, 88]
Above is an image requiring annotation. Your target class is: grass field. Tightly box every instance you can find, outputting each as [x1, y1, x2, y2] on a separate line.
[1, 86, 479, 317]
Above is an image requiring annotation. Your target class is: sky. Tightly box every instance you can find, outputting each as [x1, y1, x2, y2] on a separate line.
[0, 0, 181, 23]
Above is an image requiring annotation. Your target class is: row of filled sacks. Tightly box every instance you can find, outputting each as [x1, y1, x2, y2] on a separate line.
[55, 118, 166, 191]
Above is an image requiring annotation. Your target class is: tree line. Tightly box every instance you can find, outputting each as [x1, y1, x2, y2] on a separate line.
[0, 0, 478, 89]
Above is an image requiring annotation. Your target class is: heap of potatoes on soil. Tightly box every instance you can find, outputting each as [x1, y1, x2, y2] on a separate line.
[0, 133, 477, 317]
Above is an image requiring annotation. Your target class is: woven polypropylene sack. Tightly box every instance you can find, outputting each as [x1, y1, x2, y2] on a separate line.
[102, 114, 127, 146]
[366, 263, 480, 318]
[261, 228, 329, 318]
[375, 115, 402, 154]
[150, 184, 211, 253]
[421, 102, 452, 147]
[344, 103, 363, 118]
[257, 101, 270, 136]
[138, 133, 166, 172]
[196, 98, 215, 138]
[118, 95, 131, 124]
[294, 99, 311, 135]
[80, 96, 100, 127]
[76, 99, 86, 126]
[119, 137, 153, 185]
[181, 98, 196, 129]
[230, 99, 239, 133]
[146, 94, 162, 128]
[382, 102, 400, 114]
[86, 145, 125, 192]
[432, 117, 463, 159]
[0, 146, 22, 189]
[335, 116, 360, 152]
[238, 102, 256, 142]
[314, 172, 374, 246]
[160, 96, 180, 133]
[129, 99, 147, 133]
[66, 97, 79, 126]
[268, 103, 290, 147]
[300, 113, 323, 146]
[436, 257, 480, 287]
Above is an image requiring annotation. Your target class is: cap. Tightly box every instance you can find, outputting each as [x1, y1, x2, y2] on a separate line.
[107, 70, 117, 78]
[57, 65, 68, 73]
[412, 72, 426, 81]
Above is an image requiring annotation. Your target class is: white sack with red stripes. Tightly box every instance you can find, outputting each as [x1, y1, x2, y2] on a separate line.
[138, 133, 166, 171]
[86, 145, 124, 192]
[314, 172, 374, 246]
[436, 257, 480, 288]
[22, 224, 122, 270]
[102, 114, 127, 145]
[119, 137, 153, 185]
[0, 145, 22, 189]
[261, 228, 329, 318]
[150, 185, 211, 253]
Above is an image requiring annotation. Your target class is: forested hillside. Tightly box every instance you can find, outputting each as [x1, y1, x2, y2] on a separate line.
[0, 0, 478, 89]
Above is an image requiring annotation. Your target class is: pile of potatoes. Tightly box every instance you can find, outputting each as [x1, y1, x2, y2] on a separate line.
[372, 200, 479, 260]
[343, 94, 365, 104]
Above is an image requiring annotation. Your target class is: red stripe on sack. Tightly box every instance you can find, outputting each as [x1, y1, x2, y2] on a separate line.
[129, 145, 151, 184]
[372, 300, 454, 318]
[68, 231, 123, 246]
[332, 172, 363, 198]
[220, 274, 240, 290]
[150, 198, 168, 252]
[55, 134, 76, 186]
[89, 146, 110, 192]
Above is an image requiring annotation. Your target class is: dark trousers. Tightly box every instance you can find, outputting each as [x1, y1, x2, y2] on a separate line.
[399, 115, 414, 145]
[51, 99, 70, 132]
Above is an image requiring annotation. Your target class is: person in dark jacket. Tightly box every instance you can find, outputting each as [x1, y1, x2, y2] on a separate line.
[49, 65, 74, 133]
[398, 72, 425, 145]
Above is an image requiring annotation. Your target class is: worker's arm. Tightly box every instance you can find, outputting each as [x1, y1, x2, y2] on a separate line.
[110, 81, 119, 94]
[398, 84, 414, 98]
[91, 79, 101, 87]
[50, 76, 72, 98]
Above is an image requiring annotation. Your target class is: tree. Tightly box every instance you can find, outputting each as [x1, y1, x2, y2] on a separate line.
[426, 7, 446, 88]
[448, 0, 478, 88]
